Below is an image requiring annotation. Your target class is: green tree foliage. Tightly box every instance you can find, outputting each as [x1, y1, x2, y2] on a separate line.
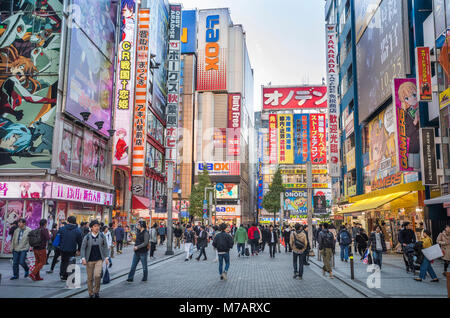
[189, 165, 212, 219]
[262, 167, 285, 215]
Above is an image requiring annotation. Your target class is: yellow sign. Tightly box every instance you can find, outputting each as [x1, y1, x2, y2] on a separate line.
[278, 114, 294, 164]
[280, 169, 328, 175]
[347, 185, 357, 197]
[284, 183, 329, 189]
[440, 87, 450, 109]
[346, 148, 356, 171]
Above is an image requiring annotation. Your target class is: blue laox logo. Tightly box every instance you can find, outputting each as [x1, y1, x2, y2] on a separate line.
[198, 163, 229, 171]
[205, 14, 220, 71]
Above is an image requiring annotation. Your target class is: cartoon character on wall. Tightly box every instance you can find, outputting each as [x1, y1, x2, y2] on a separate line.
[0, 118, 33, 165]
[121, 0, 135, 42]
[115, 128, 128, 161]
[59, 130, 71, 171]
[397, 81, 420, 154]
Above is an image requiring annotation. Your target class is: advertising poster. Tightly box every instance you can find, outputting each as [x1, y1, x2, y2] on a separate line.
[439, 87, 450, 109]
[216, 184, 239, 199]
[284, 114, 294, 164]
[415, 47, 432, 101]
[257, 159, 263, 210]
[113, 0, 137, 166]
[354, 0, 382, 43]
[346, 148, 356, 171]
[3, 201, 24, 254]
[227, 94, 241, 156]
[294, 114, 310, 164]
[310, 114, 327, 165]
[181, 10, 197, 54]
[263, 86, 327, 110]
[269, 114, 278, 164]
[0, 182, 51, 199]
[284, 190, 307, 217]
[0, 1, 61, 168]
[393, 78, 420, 171]
[419, 128, 438, 185]
[197, 9, 229, 91]
[278, 115, 287, 164]
[365, 104, 398, 190]
[132, 9, 151, 176]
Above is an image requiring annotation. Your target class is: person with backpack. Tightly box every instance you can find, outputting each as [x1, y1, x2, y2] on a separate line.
[283, 225, 293, 253]
[213, 223, 234, 281]
[268, 225, 279, 258]
[290, 224, 307, 279]
[158, 223, 167, 245]
[29, 219, 50, 281]
[234, 224, 248, 257]
[114, 224, 125, 254]
[10, 218, 31, 280]
[247, 223, 260, 256]
[261, 225, 270, 253]
[367, 225, 387, 270]
[196, 225, 208, 261]
[126, 221, 150, 283]
[318, 223, 335, 278]
[337, 225, 352, 263]
[58, 216, 82, 281]
[184, 225, 196, 261]
[174, 224, 183, 250]
[80, 220, 110, 298]
[149, 223, 158, 259]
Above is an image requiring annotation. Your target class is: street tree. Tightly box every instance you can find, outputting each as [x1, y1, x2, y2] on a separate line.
[262, 167, 285, 226]
[189, 165, 212, 221]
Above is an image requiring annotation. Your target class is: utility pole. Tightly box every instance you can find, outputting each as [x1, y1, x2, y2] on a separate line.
[279, 192, 284, 227]
[165, 161, 174, 255]
[307, 161, 313, 246]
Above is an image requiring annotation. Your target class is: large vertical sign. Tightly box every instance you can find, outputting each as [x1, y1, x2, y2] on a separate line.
[415, 47, 432, 102]
[420, 128, 438, 185]
[310, 114, 327, 165]
[277, 115, 288, 164]
[393, 78, 420, 171]
[181, 10, 197, 54]
[269, 114, 278, 164]
[132, 9, 150, 176]
[197, 9, 228, 91]
[326, 24, 340, 177]
[294, 114, 310, 164]
[165, 5, 182, 168]
[113, 0, 137, 166]
[227, 94, 241, 156]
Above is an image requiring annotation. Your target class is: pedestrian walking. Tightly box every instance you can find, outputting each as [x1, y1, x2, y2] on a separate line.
[351, 223, 360, 254]
[114, 224, 125, 254]
[437, 224, 450, 276]
[398, 222, 417, 273]
[318, 223, 335, 278]
[126, 221, 150, 282]
[247, 223, 260, 256]
[367, 225, 387, 269]
[108, 223, 115, 258]
[47, 224, 61, 274]
[149, 223, 157, 259]
[234, 224, 248, 257]
[414, 230, 439, 282]
[284, 225, 293, 252]
[355, 229, 369, 259]
[290, 224, 307, 279]
[10, 218, 31, 280]
[58, 216, 82, 281]
[102, 225, 113, 266]
[196, 225, 208, 261]
[303, 225, 311, 265]
[337, 225, 351, 262]
[158, 223, 166, 245]
[46, 223, 58, 265]
[275, 225, 281, 253]
[184, 225, 195, 261]
[268, 225, 278, 258]
[174, 224, 182, 249]
[261, 225, 270, 253]
[81, 220, 110, 298]
[29, 219, 50, 281]
[80, 222, 90, 239]
[212, 223, 234, 281]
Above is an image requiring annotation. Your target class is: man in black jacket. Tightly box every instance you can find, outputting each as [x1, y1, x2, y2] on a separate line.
[58, 216, 82, 281]
[212, 223, 234, 281]
[398, 222, 417, 272]
[261, 225, 270, 253]
[196, 225, 208, 261]
[174, 224, 182, 250]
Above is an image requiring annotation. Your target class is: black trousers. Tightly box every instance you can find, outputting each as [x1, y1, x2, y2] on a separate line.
[149, 242, 156, 257]
[444, 260, 449, 272]
[50, 248, 61, 271]
[116, 240, 123, 252]
[293, 252, 305, 276]
[60, 250, 76, 279]
[250, 239, 258, 254]
[261, 241, 266, 252]
[160, 235, 166, 245]
[198, 246, 207, 259]
[358, 244, 367, 257]
[285, 239, 292, 252]
[269, 243, 276, 257]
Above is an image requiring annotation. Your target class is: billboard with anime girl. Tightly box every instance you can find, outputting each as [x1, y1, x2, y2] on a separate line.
[0, 0, 62, 168]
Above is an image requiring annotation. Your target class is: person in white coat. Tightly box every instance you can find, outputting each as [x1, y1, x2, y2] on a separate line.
[102, 226, 113, 267]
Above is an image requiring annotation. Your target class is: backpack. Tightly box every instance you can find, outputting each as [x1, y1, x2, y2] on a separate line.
[28, 229, 42, 248]
[340, 230, 351, 245]
[322, 231, 334, 249]
[293, 232, 305, 250]
[253, 228, 260, 240]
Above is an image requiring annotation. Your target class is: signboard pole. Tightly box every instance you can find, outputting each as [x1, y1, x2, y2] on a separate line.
[279, 192, 284, 227]
[307, 161, 313, 246]
[165, 161, 174, 255]
[209, 190, 213, 225]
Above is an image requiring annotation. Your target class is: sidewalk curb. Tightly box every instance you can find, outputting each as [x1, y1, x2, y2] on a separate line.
[51, 250, 184, 298]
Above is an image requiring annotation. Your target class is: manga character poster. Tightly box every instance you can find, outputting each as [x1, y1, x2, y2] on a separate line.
[0, 0, 62, 168]
[284, 190, 307, 217]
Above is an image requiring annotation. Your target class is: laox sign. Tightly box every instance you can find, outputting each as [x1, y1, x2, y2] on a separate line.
[198, 163, 229, 171]
[205, 15, 220, 71]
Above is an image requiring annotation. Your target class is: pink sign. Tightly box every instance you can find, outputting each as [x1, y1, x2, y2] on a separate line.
[51, 183, 113, 206]
[0, 182, 52, 199]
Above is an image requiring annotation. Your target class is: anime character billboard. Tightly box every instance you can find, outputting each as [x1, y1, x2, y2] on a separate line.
[0, 0, 62, 168]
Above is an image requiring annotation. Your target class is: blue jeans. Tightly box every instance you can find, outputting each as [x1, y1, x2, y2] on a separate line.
[12, 250, 29, 278]
[237, 243, 245, 255]
[340, 245, 349, 261]
[372, 250, 383, 269]
[419, 257, 437, 280]
[128, 251, 148, 280]
[218, 253, 230, 275]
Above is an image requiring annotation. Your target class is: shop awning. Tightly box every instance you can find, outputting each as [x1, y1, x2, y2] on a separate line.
[424, 194, 450, 206]
[132, 195, 150, 210]
[338, 191, 410, 215]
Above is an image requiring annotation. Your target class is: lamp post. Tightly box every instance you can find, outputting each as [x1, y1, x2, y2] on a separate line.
[204, 186, 215, 225]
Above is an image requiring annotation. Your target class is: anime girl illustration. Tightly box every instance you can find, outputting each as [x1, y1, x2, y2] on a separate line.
[115, 128, 128, 161]
[0, 118, 32, 165]
[121, 0, 136, 42]
[397, 81, 420, 154]
[19, 182, 31, 198]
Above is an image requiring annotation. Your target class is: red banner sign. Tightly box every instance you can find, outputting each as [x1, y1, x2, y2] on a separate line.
[416, 47, 432, 102]
[227, 94, 241, 156]
[262, 86, 327, 110]
[269, 114, 278, 164]
[310, 114, 327, 165]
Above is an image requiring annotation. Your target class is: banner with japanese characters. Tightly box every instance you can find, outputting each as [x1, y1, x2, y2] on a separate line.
[294, 114, 310, 164]
[269, 114, 278, 164]
[113, 0, 137, 166]
[310, 114, 327, 165]
[326, 24, 339, 177]
[165, 4, 182, 168]
[415, 47, 432, 102]
[277, 114, 293, 164]
[132, 9, 150, 176]
[262, 86, 327, 110]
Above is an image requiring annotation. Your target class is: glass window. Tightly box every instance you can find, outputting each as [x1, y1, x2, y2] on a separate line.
[435, 0, 446, 37]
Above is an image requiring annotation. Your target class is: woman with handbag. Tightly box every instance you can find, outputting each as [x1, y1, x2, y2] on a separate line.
[414, 230, 439, 282]
[437, 224, 450, 277]
[367, 225, 387, 269]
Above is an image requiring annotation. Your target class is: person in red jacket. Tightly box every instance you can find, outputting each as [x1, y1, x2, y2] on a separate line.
[247, 223, 261, 256]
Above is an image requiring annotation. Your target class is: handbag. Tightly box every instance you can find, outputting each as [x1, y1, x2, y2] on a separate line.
[422, 244, 444, 261]
[102, 267, 110, 284]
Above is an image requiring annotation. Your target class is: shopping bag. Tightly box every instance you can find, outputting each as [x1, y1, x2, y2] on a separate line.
[26, 252, 36, 273]
[102, 268, 110, 284]
[422, 244, 444, 261]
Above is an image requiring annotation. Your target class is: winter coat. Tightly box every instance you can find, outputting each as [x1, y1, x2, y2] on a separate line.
[158, 226, 167, 236]
[355, 233, 368, 248]
[58, 223, 82, 253]
[234, 227, 248, 244]
[247, 226, 259, 240]
[290, 230, 307, 254]
[80, 232, 110, 261]
[368, 231, 387, 252]
[398, 229, 416, 245]
[115, 226, 125, 241]
[104, 231, 113, 248]
[150, 228, 158, 243]
[34, 226, 50, 250]
[197, 230, 208, 248]
[268, 230, 279, 244]
[212, 232, 234, 253]
[437, 231, 450, 261]
[262, 228, 271, 242]
[134, 229, 150, 254]
[11, 226, 31, 252]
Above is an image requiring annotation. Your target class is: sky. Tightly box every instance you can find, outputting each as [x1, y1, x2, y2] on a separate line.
[178, 0, 326, 112]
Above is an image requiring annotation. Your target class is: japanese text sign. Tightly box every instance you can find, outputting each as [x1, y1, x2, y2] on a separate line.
[263, 86, 327, 110]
